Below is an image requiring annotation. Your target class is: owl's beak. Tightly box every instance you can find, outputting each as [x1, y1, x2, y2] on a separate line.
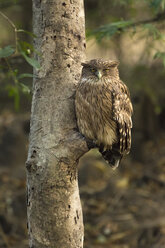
[95, 70, 102, 79]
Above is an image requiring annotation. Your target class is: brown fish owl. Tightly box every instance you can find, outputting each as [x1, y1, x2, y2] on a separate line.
[75, 59, 133, 168]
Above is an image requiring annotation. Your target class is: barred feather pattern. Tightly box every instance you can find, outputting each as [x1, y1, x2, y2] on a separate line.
[112, 82, 133, 155]
[75, 59, 133, 168]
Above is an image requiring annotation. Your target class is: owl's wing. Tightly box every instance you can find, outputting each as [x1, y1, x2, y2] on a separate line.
[112, 82, 133, 155]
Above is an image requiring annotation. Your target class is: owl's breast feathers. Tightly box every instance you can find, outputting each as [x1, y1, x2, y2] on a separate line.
[75, 77, 133, 167]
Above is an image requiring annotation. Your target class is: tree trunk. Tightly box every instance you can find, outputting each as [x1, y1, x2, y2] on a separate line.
[26, 0, 87, 247]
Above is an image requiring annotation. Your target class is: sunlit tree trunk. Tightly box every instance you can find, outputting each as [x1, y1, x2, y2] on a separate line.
[26, 0, 87, 247]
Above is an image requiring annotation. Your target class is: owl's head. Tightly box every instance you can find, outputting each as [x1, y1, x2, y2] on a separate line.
[81, 58, 119, 80]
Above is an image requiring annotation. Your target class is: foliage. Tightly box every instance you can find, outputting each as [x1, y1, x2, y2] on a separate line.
[154, 51, 165, 66]
[0, 45, 15, 58]
[89, 21, 134, 41]
[0, 11, 39, 110]
[87, 0, 165, 45]
[88, 4, 165, 42]
[149, 0, 165, 12]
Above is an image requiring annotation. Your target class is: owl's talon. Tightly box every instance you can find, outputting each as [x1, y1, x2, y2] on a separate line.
[86, 139, 97, 149]
[74, 131, 85, 140]
[99, 143, 104, 153]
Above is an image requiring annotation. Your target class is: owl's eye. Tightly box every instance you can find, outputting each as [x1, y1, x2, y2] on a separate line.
[91, 68, 96, 72]
[104, 69, 110, 72]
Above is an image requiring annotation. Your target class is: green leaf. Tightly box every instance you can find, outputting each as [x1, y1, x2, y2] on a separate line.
[149, 0, 165, 11]
[18, 40, 41, 60]
[143, 24, 162, 40]
[90, 20, 133, 41]
[0, 45, 15, 58]
[150, 0, 162, 8]
[18, 73, 33, 79]
[19, 40, 34, 50]
[21, 51, 40, 69]
[18, 42, 40, 69]
[17, 29, 37, 38]
[154, 105, 161, 114]
[6, 85, 20, 110]
[19, 83, 31, 94]
[154, 51, 165, 66]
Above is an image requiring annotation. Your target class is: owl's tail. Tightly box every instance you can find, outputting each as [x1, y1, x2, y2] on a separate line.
[99, 147, 122, 169]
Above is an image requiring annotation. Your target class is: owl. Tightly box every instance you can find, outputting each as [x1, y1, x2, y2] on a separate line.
[75, 58, 133, 169]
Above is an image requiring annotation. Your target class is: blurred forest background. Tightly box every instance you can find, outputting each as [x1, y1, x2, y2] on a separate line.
[0, 0, 165, 247]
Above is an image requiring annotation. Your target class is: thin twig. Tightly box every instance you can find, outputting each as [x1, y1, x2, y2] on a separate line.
[128, 11, 165, 28]
[0, 11, 20, 82]
[5, 58, 19, 84]
[0, 11, 16, 30]
[93, 11, 165, 37]
[0, 11, 18, 53]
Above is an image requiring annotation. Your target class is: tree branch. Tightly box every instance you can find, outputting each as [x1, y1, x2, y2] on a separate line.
[90, 11, 165, 41]
[126, 11, 165, 28]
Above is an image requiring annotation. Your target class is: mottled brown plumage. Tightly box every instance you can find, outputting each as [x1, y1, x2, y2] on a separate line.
[75, 58, 133, 168]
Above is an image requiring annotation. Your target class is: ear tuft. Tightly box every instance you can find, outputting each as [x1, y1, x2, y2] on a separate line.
[111, 61, 119, 67]
[81, 62, 88, 67]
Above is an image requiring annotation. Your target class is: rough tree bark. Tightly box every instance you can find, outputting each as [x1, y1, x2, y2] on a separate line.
[26, 0, 87, 247]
